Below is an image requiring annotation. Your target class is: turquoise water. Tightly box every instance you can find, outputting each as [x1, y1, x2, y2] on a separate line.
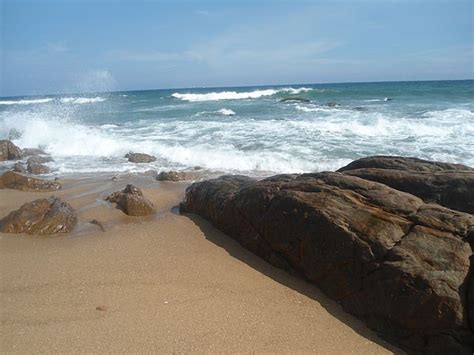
[0, 80, 473, 176]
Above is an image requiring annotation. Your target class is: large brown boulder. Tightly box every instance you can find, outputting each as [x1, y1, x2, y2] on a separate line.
[338, 156, 474, 213]
[125, 152, 156, 163]
[105, 184, 155, 216]
[180, 172, 474, 354]
[0, 140, 22, 161]
[0, 196, 77, 234]
[0, 171, 61, 191]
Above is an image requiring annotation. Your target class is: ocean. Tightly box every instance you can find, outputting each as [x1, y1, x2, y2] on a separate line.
[1, 80, 473, 177]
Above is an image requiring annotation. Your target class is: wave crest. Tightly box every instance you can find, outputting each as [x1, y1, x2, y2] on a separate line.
[172, 87, 312, 102]
[0, 98, 53, 105]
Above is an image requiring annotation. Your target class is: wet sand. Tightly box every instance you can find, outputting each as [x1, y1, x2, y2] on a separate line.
[0, 175, 402, 353]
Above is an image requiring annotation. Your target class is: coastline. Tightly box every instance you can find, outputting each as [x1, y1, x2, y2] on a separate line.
[0, 173, 401, 353]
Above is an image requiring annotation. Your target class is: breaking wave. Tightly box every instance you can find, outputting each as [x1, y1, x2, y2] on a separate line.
[0, 98, 53, 105]
[60, 97, 106, 104]
[172, 87, 312, 102]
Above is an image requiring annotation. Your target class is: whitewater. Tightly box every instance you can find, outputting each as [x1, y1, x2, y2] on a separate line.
[0, 80, 473, 176]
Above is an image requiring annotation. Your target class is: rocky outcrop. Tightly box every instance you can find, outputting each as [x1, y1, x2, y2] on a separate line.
[0, 196, 77, 234]
[180, 172, 474, 354]
[0, 171, 61, 191]
[338, 156, 473, 173]
[125, 152, 156, 163]
[338, 156, 474, 213]
[105, 184, 155, 216]
[157, 170, 187, 181]
[0, 140, 22, 161]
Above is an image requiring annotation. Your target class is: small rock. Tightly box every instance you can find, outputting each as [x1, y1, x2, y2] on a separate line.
[12, 162, 26, 173]
[325, 101, 338, 107]
[0, 196, 77, 235]
[89, 219, 105, 232]
[95, 305, 107, 311]
[0, 140, 23, 161]
[157, 171, 187, 181]
[105, 184, 155, 216]
[0, 171, 61, 191]
[125, 152, 156, 163]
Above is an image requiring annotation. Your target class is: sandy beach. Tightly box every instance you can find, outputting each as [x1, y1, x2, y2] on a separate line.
[0, 175, 401, 353]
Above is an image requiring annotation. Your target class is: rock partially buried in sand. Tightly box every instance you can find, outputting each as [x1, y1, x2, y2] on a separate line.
[105, 184, 155, 216]
[125, 152, 157, 163]
[0, 196, 77, 235]
[180, 171, 474, 354]
[0, 171, 61, 191]
[157, 170, 187, 181]
[0, 140, 23, 161]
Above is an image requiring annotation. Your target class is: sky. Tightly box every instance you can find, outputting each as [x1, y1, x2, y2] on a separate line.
[0, 0, 473, 97]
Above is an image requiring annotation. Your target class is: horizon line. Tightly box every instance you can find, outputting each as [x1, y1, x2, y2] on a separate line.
[1, 77, 473, 100]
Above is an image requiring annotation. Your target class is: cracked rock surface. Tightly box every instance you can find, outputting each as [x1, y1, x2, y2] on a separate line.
[180, 168, 474, 354]
[0, 196, 77, 235]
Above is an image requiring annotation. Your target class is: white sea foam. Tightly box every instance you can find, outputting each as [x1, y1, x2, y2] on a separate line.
[172, 87, 312, 102]
[1, 93, 472, 175]
[217, 108, 236, 116]
[0, 98, 53, 105]
[60, 97, 106, 104]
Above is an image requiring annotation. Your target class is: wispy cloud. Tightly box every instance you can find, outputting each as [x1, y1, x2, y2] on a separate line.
[196, 10, 210, 16]
[45, 41, 69, 54]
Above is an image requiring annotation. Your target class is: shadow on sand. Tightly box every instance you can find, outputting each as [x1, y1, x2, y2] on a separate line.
[181, 211, 404, 354]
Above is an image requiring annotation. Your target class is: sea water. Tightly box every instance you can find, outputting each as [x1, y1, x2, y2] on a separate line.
[0, 80, 473, 177]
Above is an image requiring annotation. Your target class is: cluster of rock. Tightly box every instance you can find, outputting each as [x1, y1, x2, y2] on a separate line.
[180, 156, 474, 354]
[0, 140, 158, 233]
[1, 140, 52, 175]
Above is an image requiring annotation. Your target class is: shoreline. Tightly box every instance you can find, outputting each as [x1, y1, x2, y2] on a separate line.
[0, 173, 401, 353]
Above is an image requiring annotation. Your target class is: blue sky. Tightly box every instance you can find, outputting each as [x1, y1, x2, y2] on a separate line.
[1, 0, 473, 96]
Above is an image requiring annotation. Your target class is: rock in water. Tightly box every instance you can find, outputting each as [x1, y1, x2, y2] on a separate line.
[0, 171, 61, 191]
[157, 171, 187, 181]
[0, 140, 23, 161]
[22, 148, 48, 157]
[12, 162, 26, 173]
[0, 196, 77, 234]
[338, 156, 474, 213]
[180, 172, 474, 354]
[125, 152, 157, 163]
[105, 184, 155, 216]
[27, 160, 50, 175]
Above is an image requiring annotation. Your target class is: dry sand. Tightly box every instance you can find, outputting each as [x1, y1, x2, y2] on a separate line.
[0, 174, 402, 353]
